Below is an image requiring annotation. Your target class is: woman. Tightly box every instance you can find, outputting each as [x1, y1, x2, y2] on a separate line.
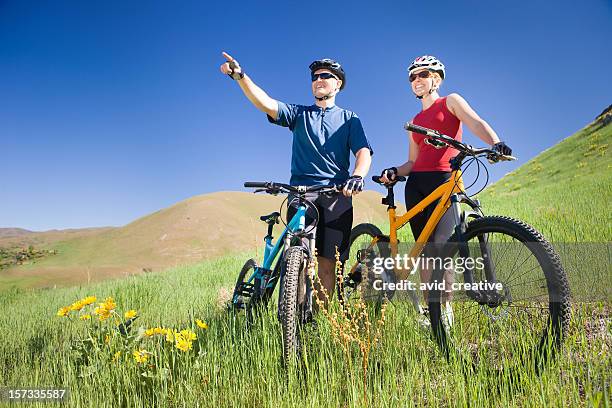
[380, 55, 512, 325]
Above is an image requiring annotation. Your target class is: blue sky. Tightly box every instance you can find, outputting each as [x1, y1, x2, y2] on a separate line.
[1, 0, 610, 231]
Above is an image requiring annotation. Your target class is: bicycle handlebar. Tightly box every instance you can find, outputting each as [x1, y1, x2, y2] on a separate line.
[243, 181, 343, 195]
[404, 122, 517, 162]
[243, 182, 268, 188]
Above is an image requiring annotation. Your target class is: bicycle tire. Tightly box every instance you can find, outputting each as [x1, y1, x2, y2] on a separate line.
[279, 246, 308, 363]
[344, 223, 393, 306]
[229, 259, 264, 323]
[428, 215, 571, 370]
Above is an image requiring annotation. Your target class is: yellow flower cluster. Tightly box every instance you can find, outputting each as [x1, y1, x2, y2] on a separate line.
[195, 319, 208, 330]
[132, 349, 150, 363]
[124, 310, 137, 319]
[143, 326, 169, 337]
[56, 295, 97, 317]
[143, 327, 198, 352]
[93, 297, 116, 321]
[174, 330, 197, 352]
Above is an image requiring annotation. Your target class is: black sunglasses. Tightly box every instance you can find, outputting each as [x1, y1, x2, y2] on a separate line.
[311, 72, 338, 81]
[409, 70, 432, 82]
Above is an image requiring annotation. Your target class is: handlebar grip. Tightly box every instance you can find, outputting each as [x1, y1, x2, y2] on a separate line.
[372, 175, 406, 183]
[244, 182, 269, 188]
[404, 122, 432, 135]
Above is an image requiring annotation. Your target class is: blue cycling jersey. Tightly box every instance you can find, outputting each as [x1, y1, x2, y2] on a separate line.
[268, 102, 373, 186]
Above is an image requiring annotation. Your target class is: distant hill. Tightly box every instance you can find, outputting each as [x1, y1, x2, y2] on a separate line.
[0, 228, 33, 239]
[0, 191, 391, 289]
[0, 227, 114, 249]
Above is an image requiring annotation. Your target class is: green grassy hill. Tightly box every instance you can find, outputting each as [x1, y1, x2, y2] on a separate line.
[477, 107, 611, 242]
[0, 113, 609, 407]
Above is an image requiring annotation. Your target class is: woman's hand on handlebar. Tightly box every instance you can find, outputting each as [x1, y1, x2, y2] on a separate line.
[492, 141, 512, 156]
[379, 167, 398, 185]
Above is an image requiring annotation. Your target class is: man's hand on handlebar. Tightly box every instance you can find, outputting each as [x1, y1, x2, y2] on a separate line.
[343, 175, 364, 197]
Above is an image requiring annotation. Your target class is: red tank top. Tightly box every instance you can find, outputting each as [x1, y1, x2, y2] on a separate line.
[411, 97, 462, 172]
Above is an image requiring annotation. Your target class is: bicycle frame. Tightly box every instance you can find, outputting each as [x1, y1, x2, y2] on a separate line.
[363, 170, 466, 282]
[242, 202, 310, 294]
[262, 205, 307, 270]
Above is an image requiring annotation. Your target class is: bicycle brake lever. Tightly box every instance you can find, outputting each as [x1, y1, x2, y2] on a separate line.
[487, 153, 518, 164]
[253, 188, 266, 193]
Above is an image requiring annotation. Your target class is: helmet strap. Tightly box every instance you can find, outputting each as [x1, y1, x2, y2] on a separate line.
[414, 78, 437, 99]
[315, 87, 339, 101]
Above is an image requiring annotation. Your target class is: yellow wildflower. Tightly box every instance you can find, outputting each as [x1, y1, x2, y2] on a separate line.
[101, 297, 116, 311]
[175, 336, 192, 352]
[57, 306, 71, 317]
[165, 330, 175, 343]
[180, 329, 197, 341]
[195, 319, 208, 330]
[94, 306, 111, 321]
[112, 351, 121, 362]
[80, 314, 91, 320]
[105, 334, 111, 344]
[152, 327, 164, 335]
[124, 310, 137, 319]
[144, 328, 154, 337]
[133, 349, 149, 363]
[70, 300, 85, 311]
[81, 296, 97, 305]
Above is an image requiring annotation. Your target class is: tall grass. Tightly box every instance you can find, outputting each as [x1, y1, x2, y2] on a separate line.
[0, 252, 609, 407]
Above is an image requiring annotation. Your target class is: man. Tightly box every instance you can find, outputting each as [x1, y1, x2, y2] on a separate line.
[219, 51, 373, 302]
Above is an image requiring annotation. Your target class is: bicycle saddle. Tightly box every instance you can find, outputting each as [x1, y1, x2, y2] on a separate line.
[259, 212, 280, 224]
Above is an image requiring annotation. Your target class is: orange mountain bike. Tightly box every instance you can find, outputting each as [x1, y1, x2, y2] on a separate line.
[344, 123, 571, 369]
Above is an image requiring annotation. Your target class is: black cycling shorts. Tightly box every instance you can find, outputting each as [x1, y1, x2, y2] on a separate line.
[286, 193, 353, 262]
[404, 171, 453, 242]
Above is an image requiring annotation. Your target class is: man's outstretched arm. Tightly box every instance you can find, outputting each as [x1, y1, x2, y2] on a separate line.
[219, 51, 278, 119]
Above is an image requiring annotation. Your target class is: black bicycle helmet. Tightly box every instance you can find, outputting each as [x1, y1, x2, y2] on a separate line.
[309, 58, 346, 90]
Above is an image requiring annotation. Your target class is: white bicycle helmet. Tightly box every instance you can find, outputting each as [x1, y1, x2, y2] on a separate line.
[407, 55, 446, 80]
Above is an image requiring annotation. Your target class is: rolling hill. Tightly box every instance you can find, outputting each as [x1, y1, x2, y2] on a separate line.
[0, 191, 392, 289]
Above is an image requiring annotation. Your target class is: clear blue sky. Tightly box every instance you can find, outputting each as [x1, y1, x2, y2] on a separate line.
[2, 0, 610, 231]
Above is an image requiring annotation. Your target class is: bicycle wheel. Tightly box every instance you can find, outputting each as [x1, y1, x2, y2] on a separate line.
[278, 246, 308, 363]
[343, 223, 393, 305]
[428, 216, 571, 371]
[229, 259, 266, 323]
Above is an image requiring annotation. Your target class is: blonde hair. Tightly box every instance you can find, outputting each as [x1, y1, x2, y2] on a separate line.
[429, 71, 443, 91]
[430, 71, 443, 83]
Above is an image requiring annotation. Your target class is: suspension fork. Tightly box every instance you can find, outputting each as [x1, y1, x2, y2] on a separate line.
[304, 234, 317, 322]
[450, 194, 473, 283]
[450, 194, 501, 305]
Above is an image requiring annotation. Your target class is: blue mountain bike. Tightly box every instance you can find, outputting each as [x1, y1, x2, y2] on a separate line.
[229, 181, 341, 362]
